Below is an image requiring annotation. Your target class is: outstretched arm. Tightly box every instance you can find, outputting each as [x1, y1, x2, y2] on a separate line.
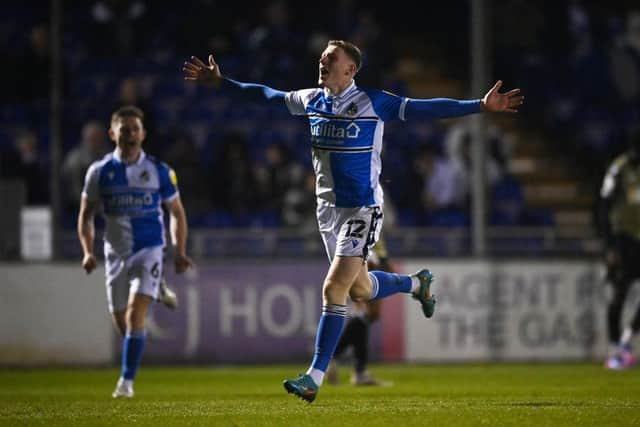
[404, 80, 523, 120]
[183, 54, 287, 108]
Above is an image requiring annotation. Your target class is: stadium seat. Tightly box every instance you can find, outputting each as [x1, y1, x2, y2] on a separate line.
[252, 210, 281, 228]
[426, 208, 470, 227]
[396, 209, 419, 227]
[193, 211, 234, 228]
[153, 78, 188, 99]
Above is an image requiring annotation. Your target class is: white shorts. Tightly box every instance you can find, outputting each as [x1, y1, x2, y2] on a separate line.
[317, 203, 383, 262]
[104, 245, 164, 312]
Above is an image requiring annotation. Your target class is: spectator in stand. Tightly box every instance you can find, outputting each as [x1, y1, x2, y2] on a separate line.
[255, 142, 303, 218]
[62, 120, 109, 211]
[88, 0, 149, 57]
[245, 1, 303, 87]
[164, 131, 209, 216]
[210, 131, 259, 222]
[19, 24, 53, 103]
[412, 143, 467, 222]
[282, 167, 317, 233]
[610, 10, 640, 123]
[348, 10, 394, 88]
[443, 120, 507, 190]
[14, 131, 48, 205]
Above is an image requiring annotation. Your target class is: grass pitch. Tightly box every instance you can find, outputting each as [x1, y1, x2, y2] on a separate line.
[1, 363, 639, 426]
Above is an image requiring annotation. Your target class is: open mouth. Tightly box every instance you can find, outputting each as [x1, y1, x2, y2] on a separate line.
[319, 67, 329, 77]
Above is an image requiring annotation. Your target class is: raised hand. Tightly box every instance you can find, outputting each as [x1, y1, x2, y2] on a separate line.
[183, 54, 222, 87]
[481, 80, 524, 113]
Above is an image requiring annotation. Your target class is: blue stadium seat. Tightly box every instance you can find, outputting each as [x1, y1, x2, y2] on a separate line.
[0, 128, 13, 149]
[252, 210, 281, 228]
[0, 104, 29, 126]
[426, 208, 470, 227]
[71, 77, 100, 99]
[181, 104, 215, 122]
[153, 78, 188, 98]
[523, 208, 555, 226]
[396, 209, 419, 227]
[490, 175, 526, 225]
[192, 211, 234, 228]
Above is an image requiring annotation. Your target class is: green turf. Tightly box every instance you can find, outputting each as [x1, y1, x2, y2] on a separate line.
[1, 364, 639, 426]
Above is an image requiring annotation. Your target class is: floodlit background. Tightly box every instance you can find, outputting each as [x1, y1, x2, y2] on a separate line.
[1, 0, 640, 367]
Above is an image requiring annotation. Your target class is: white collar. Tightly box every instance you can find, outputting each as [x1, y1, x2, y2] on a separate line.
[113, 149, 145, 166]
[324, 80, 356, 99]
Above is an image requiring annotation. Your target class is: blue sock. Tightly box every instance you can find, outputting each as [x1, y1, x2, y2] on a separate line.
[369, 271, 412, 300]
[310, 304, 347, 372]
[121, 331, 146, 381]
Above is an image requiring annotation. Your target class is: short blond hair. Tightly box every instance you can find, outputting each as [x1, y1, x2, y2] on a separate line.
[328, 40, 362, 72]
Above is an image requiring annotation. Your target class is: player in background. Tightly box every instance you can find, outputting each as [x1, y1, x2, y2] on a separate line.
[327, 231, 393, 386]
[183, 40, 523, 402]
[600, 127, 640, 370]
[77, 106, 192, 397]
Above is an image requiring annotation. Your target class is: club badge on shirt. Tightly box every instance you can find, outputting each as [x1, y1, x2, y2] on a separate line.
[169, 169, 178, 186]
[346, 102, 358, 116]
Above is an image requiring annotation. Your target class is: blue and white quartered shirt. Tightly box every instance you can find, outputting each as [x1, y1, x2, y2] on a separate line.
[82, 150, 179, 256]
[221, 78, 481, 208]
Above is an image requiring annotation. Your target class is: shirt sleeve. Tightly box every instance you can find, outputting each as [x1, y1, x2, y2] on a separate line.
[404, 98, 482, 121]
[364, 89, 406, 121]
[284, 88, 319, 115]
[366, 88, 482, 122]
[221, 78, 289, 112]
[158, 163, 179, 202]
[600, 161, 621, 199]
[81, 162, 100, 202]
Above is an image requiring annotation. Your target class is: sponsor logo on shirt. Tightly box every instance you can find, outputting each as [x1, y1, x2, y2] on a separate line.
[104, 192, 154, 214]
[310, 122, 360, 140]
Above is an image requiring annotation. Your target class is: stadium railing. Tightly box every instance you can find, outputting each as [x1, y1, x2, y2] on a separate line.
[57, 226, 601, 260]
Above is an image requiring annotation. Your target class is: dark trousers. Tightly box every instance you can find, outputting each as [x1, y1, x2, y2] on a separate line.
[607, 234, 640, 343]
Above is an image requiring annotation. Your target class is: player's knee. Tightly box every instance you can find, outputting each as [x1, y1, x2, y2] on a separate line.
[323, 279, 350, 304]
[348, 286, 370, 302]
[125, 307, 146, 330]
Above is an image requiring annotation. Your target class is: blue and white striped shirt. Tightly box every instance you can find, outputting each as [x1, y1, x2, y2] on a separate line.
[222, 77, 481, 208]
[82, 150, 178, 256]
